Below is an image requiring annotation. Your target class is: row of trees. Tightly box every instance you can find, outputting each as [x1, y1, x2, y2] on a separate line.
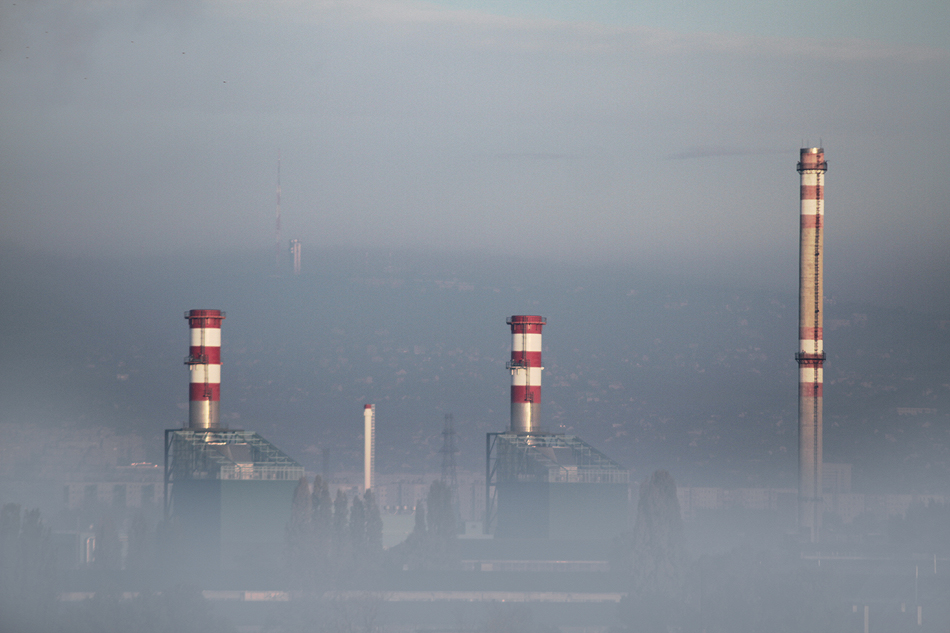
[388, 479, 458, 570]
[0, 503, 57, 633]
[287, 476, 385, 584]
[286, 477, 460, 583]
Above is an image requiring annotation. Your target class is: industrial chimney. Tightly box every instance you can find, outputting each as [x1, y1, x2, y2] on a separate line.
[796, 147, 827, 542]
[506, 315, 546, 434]
[364, 404, 375, 492]
[184, 309, 225, 430]
[290, 239, 302, 275]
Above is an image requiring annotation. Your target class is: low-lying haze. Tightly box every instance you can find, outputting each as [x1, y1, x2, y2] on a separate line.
[1, 0, 948, 495]
[2, 6, 950, 631]
[1, 245, 947, 495]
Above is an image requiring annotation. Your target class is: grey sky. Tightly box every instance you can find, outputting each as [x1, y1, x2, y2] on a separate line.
[1, 0, 948, 287]
[428, 0, 950, 49]
[1, 1, 949, 496]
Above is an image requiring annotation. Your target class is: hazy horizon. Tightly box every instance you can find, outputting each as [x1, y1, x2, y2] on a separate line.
[3, 3, 950, 631]
[1, 243, 947, 498]
[2, 1, 948, 269]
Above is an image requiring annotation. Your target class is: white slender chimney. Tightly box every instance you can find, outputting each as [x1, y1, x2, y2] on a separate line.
[364, 404, 375, 491]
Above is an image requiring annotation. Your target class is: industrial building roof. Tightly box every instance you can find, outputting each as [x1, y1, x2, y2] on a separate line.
[164, 429, 304, 481]
[489, 433, 628, 485]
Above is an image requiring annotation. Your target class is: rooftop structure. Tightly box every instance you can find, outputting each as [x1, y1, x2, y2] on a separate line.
[488, 433, 629, 486]
[164, 429, 303, 491]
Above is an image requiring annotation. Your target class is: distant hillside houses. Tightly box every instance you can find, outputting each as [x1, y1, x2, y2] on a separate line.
[677, 461, 947, 526]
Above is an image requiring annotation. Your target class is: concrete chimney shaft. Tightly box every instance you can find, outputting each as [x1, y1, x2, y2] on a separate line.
[796, 148, 827, 542]
[184, 309, 225, 430]
[507, 315, 546, 434]
[364, 404, 375, 492]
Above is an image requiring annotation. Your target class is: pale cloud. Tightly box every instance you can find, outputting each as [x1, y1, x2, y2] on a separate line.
[0, 0, 947, 272]
[204, 0, 950, 64]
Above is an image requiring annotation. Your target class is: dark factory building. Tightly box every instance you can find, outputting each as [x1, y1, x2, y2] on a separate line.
[164, 428, 303, 569]
[487, 432, 629, 540]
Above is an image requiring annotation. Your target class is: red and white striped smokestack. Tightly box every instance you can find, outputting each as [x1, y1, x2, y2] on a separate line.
[184, 309, 226, 430]
[796, 147, 827, 542]
[506, 315, 546, 434]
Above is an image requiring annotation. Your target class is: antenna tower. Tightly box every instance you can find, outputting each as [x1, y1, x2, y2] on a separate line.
[275, 151, 281, 271]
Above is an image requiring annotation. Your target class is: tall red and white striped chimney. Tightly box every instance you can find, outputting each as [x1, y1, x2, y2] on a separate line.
[796, 148, 827, 542]
[184, 309, 226, 430]
[507, 315, 546, 434]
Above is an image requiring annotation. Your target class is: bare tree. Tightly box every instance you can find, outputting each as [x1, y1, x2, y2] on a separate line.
[425, 480, 458, 569]
[0, 505, 57, 633]
[363, 490, 383, 561]
[288, 476, 313, 580]
[126, 511, 151, 570]
[331, 489, 349, 571]
[94, 515, 121, 570]
[632, 470, 685, 596]
[312, 476, 333, 570]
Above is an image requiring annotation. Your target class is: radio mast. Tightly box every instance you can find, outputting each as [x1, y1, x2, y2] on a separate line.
[275, 151, 281, 272]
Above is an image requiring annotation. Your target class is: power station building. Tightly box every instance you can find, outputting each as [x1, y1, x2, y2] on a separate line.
[164, 310, 303, 569]
[486, 316, 629, 540]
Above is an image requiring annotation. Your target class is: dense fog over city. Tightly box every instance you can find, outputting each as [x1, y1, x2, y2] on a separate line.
[1, 244, 948, 490]
[1, 242, 949, 630]
[2, 0, 949, 631]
